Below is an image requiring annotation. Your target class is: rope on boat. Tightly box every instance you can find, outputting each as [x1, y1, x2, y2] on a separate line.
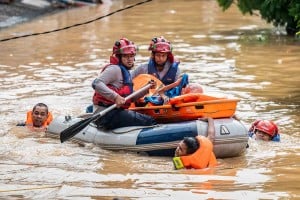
[0, 0, 153, 42]
[112, 124, 160, 134]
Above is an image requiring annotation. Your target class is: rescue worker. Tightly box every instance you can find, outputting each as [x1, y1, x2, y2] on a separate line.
[248, 120, 280, 142]
[173, 117, 217, 169]
[131, 36, 192, 104]
[17, 103, 53, 130]
[131, 36, 181, 85]
[92, 37, 157, 130]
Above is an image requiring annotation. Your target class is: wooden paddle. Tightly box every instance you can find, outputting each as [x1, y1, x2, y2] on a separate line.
[60, 82, 152, 143]
[133, 74, 163, 96]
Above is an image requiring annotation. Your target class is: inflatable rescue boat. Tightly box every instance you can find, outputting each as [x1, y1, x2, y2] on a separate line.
[47, 116, 249, 158]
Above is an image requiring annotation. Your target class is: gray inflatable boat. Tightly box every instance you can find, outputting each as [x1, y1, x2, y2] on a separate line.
[47, 116, 249, 158]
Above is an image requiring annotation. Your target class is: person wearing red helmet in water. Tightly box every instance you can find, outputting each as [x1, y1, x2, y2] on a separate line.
[248, 120, 280, 142]
[91, 38, 157, 130]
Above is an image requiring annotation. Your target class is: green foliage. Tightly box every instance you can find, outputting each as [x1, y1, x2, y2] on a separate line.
[218, 0, 234, 10]
[216, 0, 300, 36]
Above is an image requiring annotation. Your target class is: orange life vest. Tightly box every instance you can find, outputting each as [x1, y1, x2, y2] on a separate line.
[25, 111, 53, 128]
[179, 136, 217, 169]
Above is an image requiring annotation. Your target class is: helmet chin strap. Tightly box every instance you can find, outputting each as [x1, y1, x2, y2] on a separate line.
[121, 62, 134, 69]
[156, 65, 164, 72]
[155, 60, 166, 71]
[127, 64, 134, 69]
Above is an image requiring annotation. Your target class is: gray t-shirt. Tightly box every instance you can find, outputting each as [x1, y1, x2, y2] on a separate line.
[93, 64, 148, 103]
[93, 65, 124, 101]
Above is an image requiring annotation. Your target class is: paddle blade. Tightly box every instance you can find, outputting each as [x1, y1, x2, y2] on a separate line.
[60, 115, 96, 143]
[133, 74, 163, 96]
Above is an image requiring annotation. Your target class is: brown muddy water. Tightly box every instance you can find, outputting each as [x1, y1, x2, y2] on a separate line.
[0, 0, 299, 199]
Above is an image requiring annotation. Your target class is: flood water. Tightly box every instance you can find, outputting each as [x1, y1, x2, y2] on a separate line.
[0, 0, 299, 199]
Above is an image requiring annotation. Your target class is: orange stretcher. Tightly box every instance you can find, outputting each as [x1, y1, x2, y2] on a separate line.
[129, 93, 239, 123]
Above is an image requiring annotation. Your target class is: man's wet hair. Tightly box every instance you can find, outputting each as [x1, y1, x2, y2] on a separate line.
[32, 103, 48, 113]
[183, 137, 200, 154]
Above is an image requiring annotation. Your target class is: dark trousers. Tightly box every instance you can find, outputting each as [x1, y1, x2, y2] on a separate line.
[95, 108, 156, 130]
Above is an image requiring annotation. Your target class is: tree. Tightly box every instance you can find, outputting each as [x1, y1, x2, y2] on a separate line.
[217, 0, 300, 36]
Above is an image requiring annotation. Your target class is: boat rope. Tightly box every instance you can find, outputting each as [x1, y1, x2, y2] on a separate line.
[0, 0, 153, 42]
[100, 141, 179, 151]
[112, 124, 160, 134]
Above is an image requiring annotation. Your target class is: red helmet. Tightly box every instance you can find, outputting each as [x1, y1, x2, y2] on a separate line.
[112, 38, 137, 55]
[253, 120, 278, 137]
[148, 36, 172, 53]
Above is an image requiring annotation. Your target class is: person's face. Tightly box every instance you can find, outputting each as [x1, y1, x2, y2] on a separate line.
[255, 130, 272, 141]
[175, 140, 188, 157]
[121, 54, 135, 69]
[154, 52, 168, 66]
[32, 106, 48, 127]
